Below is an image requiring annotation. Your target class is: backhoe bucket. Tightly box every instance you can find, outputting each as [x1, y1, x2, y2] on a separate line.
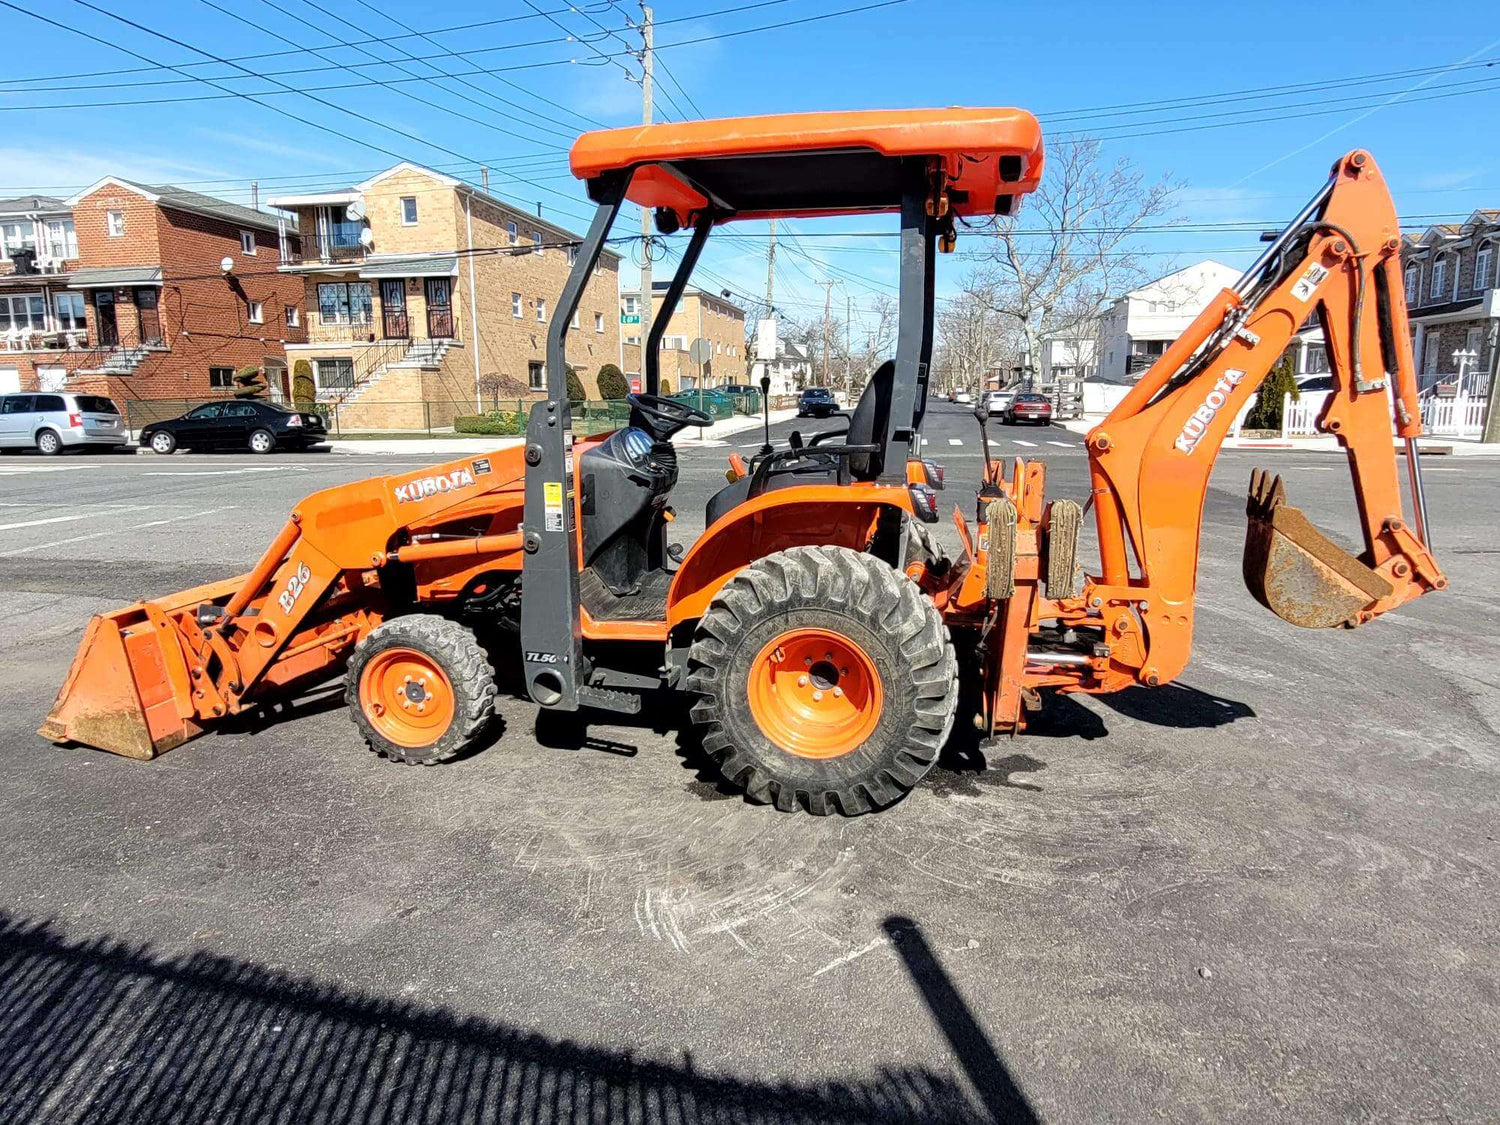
[39, 577, 242, 759]
[1243, 468, 1393, 629]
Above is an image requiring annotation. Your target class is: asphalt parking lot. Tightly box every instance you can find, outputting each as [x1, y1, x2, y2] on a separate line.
[0, 402, 1496, 1122]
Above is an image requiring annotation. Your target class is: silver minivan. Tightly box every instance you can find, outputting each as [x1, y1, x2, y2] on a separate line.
[0, 392, 129, 454]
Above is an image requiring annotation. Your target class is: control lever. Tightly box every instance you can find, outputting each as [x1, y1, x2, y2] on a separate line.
[972, 396, 993, 471]
[758, 374, 773, 457]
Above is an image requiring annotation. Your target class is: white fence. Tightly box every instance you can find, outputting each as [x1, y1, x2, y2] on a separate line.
[1231, 389, 1489, 440]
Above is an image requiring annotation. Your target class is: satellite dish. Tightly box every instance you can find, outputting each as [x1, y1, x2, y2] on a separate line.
[690, 337, 712, 364]
[345, 198, 366, 221]
[220, 256, 235, 273]
[358, 227, 375, 248]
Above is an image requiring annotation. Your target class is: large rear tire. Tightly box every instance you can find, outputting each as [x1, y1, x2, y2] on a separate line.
[687, 545, 957, 815]
[346, 615, 496, 765]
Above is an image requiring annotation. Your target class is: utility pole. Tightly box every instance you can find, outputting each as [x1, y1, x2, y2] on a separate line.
[818, 280, 835, 388]
[481, 166, 490, 193]
[765, 218, 776, 314]
[844, 290, 852, 396]
[251, 180, 259, 211]
[637, 3, 654, 392]
[1483, 314, 1500, 444]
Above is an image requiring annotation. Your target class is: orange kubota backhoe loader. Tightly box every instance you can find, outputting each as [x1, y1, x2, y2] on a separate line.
[41, 109, 1445, 815]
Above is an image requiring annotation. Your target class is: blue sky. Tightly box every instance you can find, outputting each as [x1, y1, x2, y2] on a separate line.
[2, 0, 1496, 332]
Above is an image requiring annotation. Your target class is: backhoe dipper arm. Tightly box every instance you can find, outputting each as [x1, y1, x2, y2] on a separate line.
[1083, 150, 1445, 688]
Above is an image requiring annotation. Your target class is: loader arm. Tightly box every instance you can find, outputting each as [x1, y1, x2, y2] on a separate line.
[1081, 149, 1444, 687]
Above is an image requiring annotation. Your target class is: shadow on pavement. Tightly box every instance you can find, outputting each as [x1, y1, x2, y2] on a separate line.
[884, 916, 1040, 1124]
[0, 913, 985, 1124]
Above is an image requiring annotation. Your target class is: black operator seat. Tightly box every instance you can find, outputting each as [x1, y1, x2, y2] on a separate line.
[703, 360, 895, 528]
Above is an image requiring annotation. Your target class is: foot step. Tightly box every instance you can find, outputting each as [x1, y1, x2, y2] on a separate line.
[578, 685, 642, 715]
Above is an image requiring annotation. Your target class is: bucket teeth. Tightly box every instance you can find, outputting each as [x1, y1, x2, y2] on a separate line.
[1243, 468, 1392, 629]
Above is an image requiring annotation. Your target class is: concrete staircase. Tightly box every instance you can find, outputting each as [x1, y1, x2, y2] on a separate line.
[80, 346, 153, 377]
[398, 339, 451, 368]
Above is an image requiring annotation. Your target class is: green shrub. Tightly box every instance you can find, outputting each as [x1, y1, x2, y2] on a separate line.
[596, 363, 628, 399]
[565, 365, 585, 402]
[292, 361, 315, 406]
[1245, 352, 1298, 430]
[454, 411, 523, 436]
[233, 363, 266, 399]
[660, 378, 672, 395]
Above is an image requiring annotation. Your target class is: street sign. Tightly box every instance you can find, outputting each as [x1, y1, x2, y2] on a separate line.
[690, 338, 712, 364]
[620, 314, 641, 325]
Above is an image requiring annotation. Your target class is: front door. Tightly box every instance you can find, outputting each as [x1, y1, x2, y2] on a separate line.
[135, 288, 162, 346]
[425, 277, 454, 339]
[95, 290, 118, 347]
[381, 279, 409, 339]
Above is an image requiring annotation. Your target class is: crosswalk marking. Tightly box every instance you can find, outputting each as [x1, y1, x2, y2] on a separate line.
[0, 464, 102, 475]
[1014, 439, 1038, 447]
[948, 438, 963, 446]
[1047, 440, 1072, 447]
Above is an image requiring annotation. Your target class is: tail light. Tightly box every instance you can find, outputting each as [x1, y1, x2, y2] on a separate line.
[286, 413, 303, 427]
[922, 459, 945, 489]
[908, 483, 940, 523]
[68, 413, 83, 428]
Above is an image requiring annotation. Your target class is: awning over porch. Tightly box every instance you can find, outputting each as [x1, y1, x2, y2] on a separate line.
[357, 255, 458, 279]
[67, 266, 163, 289]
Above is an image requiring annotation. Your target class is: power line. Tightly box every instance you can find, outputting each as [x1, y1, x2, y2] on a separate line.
[339, 0, 607, 132]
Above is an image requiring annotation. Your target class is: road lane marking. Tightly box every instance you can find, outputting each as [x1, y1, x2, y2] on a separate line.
[0, 464, 103, 475]
[948, 438, 963, 446]
[0, 505, 238, 557]
[1013, 440, 1038, 447]
[1047, 441, 1073, 447]
[143, 466, 312, 477]
[0, 513, 95, 532]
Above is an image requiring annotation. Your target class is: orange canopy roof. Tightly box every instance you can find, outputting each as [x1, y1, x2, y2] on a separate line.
[569, 107, 1044, 224]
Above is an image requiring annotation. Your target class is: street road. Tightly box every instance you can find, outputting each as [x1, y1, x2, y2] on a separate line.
[0, 402, 1495, 1122]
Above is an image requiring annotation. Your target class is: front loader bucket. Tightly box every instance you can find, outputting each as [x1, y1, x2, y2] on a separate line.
[38, 577, 243, 759]
[1243, 468, 1393, 629]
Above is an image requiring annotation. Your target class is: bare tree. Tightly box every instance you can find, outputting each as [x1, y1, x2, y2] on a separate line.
[935, 279, 1018, 393]
[965, 137, 1179, 383]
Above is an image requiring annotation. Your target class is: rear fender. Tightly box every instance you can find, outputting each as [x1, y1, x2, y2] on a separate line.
[665, 485, 914, 631]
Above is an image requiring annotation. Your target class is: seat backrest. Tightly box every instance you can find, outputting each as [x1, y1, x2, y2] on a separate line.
[845, 360, 894, 481]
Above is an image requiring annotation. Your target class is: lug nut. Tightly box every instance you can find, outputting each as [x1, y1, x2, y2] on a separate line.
[813, 691, 823, 702]
[833, 687, 843, 698]
[798, 676, 808, 687]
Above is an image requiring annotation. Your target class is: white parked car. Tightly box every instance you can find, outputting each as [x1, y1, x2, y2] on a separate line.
[986, 390, 1016, 416]
[955, 390, 974, 405]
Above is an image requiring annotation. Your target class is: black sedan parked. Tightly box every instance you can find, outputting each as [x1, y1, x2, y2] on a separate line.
[141, 400, 327, 454]
[796, 387, 839, 418]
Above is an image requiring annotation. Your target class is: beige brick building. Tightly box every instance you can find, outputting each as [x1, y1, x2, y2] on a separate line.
[271, 163, 622, 429]
[620, 284, 748, 391]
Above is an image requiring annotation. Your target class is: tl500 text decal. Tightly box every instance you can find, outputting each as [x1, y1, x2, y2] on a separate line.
[1174, 369, 1246, 455]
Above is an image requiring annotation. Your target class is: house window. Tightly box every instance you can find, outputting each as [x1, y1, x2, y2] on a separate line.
[535, 298, 546, 323]
[208, 366, 235, 389]
[0, 292, 46, 335]
[315, 357, 355, 390]
[247, 300, 264, 324]
[531, 230, 542, 254]
[316, 282, 373, 325]
[1423, 333, 1441, 374]
[663, 335, 686, 351]
[511, 292, 522, 318]
[623, 295, 639, 316]
[1404, 265, 1419, 305]
[506, 220, 518, 245]
[528, 361, 545, 390]
[285, 304, 299, 328]
[107, 211, 125, 237]
[400, 196, 418, 225]
[624, 335, 641, 346]
[1430, 255, 1448, 299]
[1476, 244, 1494, 292]
[1464, 327, 1483, 364]
[1, 221, 38, 261]
[240, 230, 256, 255]
[53, 292, 87, 332]
[594, 312, 604, 334]
[44, 219, 77, 260]
[1303, 343, 1328, 374]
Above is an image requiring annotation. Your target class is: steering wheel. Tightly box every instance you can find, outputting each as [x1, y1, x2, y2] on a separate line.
[627, 392, 713, 439]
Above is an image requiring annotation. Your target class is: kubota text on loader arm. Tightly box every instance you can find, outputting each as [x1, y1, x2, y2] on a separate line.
[41, 109, 1445, 816]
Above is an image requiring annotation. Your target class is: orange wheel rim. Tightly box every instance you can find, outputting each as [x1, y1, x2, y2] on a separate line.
[748, 628, 883, 759]
[358, 647, 455, 748]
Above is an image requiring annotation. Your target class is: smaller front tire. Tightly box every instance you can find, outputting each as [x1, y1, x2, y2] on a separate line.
[346, 615, 497, 765]
[149, 431, 176, 455]
[249, 428, 276, 454]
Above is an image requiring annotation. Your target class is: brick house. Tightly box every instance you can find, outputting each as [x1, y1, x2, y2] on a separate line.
[1, 179, 305, 413]
[1401, 209, 1499, 397]
[620, 283, 747, 390]
[270, 162, 623, 430]
[0, 194, 82, 394]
